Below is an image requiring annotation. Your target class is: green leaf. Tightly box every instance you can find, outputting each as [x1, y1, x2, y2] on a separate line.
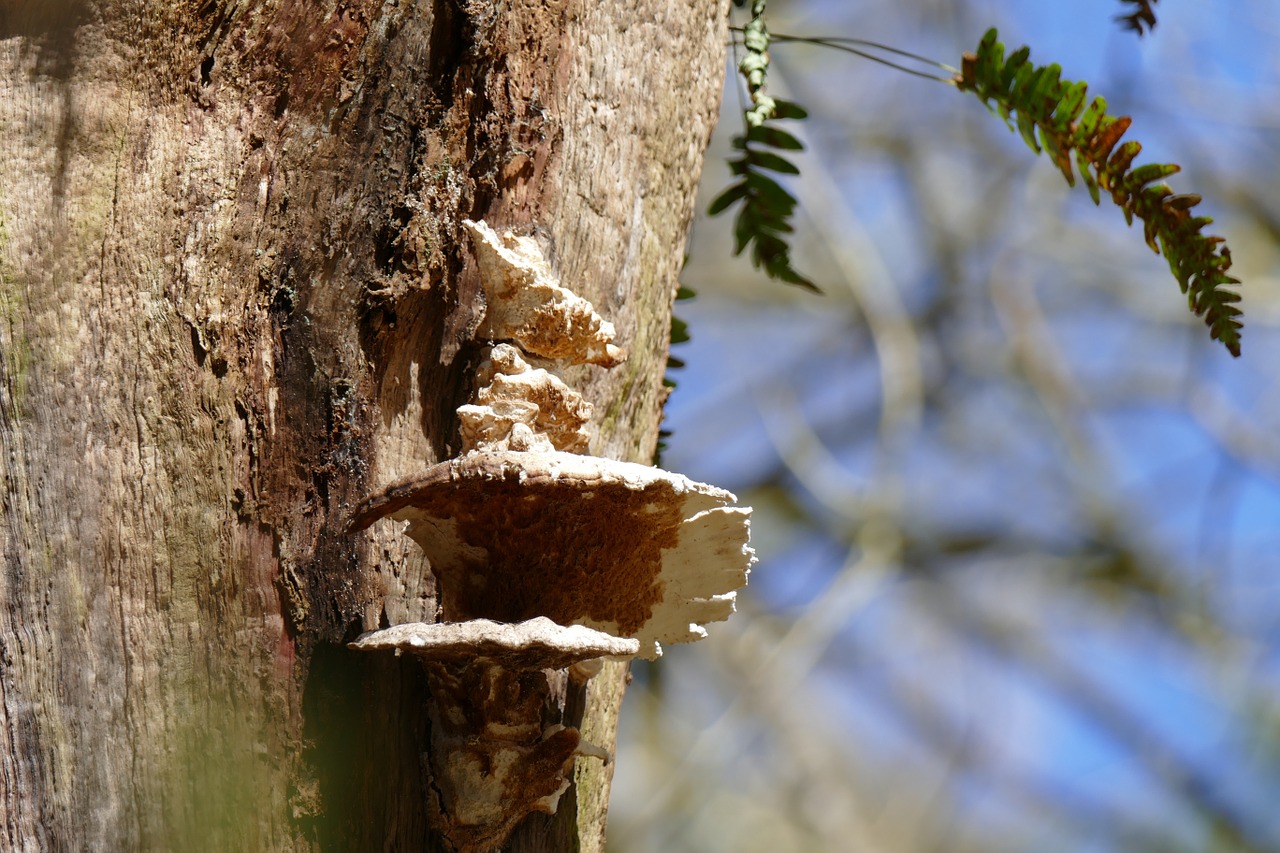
[1078, 150, 1101, 204]
[977, 29, 1003, 91]
[708, 182, 750, 216]
[772, 99, 809, 120]
[1041, 129, 1075, 184]
[998, 46, 1031, 96]
[732, 213, 755, 255]
[1028, 64, 1062, 115]
[1125, 162, 1180, 191]
[1163, 193, 1201, 211]
[669, 314, 690, 345]
[1016, 109, 1041, 153]
[745, 172, 798, 209]
[752, 214, 795, 235]
[1108, 139, 1143, 174]
[770, 259, 820, 291]
[747, 149, 801, 175]
[746, 124, 805, 151]
[1074, 96, 1108, 144]
[1089, 115, 1133, 162]
[1052, 81, 1089, 125]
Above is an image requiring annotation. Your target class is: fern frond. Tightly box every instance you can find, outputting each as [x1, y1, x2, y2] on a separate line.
[654, 283, 696, 466]
[712, 0, 818, 291]
[1116, 0, 1159, 35]
[957, 28, 1242, 356]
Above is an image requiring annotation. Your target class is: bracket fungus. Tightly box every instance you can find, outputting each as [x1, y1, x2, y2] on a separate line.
[349, 450, 753, 660]
[348, 219, 754, 851]
[349, 616, 641, 667]
[349, 618, 638, 852]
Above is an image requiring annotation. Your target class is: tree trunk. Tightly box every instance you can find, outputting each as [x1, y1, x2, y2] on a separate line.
[0, 0, 726, 848]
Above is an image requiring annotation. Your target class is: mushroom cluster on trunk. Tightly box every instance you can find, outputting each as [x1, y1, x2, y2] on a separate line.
[347, 219, 754, 851]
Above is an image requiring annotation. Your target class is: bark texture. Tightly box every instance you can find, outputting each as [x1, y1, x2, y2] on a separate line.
[0, 0, 726, 848]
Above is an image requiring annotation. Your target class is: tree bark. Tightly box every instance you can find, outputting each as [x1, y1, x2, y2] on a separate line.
[0, 0, 726, 848]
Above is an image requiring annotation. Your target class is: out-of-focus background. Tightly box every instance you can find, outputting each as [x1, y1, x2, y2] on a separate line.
[608, 1, 1280, 850]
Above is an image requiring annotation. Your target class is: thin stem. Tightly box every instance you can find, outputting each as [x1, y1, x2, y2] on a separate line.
[727, 20, 752, 140]
[729, 27, 959, 81]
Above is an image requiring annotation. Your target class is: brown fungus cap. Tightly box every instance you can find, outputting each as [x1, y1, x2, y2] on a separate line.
[350, 451, 754, 659]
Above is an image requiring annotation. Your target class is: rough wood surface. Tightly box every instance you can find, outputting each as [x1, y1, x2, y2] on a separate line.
[0, 0, 726, 849]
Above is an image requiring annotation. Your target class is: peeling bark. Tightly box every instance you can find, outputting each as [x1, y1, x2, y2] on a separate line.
[0, 0, 726, 849]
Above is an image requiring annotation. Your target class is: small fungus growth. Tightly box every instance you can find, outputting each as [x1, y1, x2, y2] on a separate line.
[456, 344, 592, 454]
[463, 218, 626, 367]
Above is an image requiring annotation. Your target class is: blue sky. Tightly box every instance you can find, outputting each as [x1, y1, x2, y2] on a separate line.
[613, 3, 1280, 850]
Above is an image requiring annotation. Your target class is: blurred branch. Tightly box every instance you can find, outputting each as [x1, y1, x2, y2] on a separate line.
[751, 380, 869, 523]
[989, 260, 1096, 467]
[771, 61, 926, 463]
[926, 584, 1274, 853]
[622, 537, 898, 848]
[825, 618, 1196, 852]
[1188, 383, 1280, 482]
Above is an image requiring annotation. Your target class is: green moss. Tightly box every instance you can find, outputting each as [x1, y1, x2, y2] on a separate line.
[600, 368, 636, 438]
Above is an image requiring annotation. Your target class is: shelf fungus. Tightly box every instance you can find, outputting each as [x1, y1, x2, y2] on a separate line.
[349, 219, 754, 851]
[349, 618, 637, 852]
[350, 450, 753, 659]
